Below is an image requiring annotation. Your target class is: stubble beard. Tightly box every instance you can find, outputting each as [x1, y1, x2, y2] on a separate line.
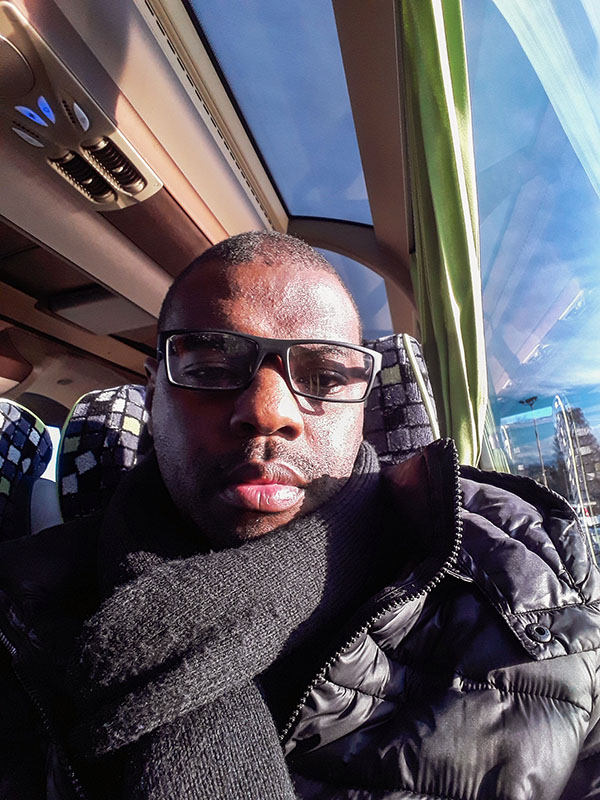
[157, 438, 357, 549]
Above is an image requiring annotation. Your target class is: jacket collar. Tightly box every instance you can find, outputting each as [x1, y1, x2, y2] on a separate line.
[459, 465, 600, 659]
[380, 437, 463, 590]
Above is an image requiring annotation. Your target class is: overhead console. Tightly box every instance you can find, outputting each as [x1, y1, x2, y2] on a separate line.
[0, 0, 288, 316]
[0, 2, 162, 210]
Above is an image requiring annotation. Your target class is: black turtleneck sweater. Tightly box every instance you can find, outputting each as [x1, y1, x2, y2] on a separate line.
[62, 441, 391, 799]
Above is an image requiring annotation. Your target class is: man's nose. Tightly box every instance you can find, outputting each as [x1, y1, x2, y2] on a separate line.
[229, 360, 304, 440]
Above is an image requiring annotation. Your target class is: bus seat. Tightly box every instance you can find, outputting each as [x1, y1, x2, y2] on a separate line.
[57, 385, 149, 522]
[0, 399, 54, 541]
[363, 334, 440, 465]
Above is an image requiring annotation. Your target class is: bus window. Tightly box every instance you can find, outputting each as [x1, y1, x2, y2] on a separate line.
[316, 250, 393, 341]
[187, 0, 372, 225]
[464, 0, 600, 552]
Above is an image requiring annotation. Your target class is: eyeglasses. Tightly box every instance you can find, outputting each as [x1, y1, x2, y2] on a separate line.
[157, 330, 382, 403]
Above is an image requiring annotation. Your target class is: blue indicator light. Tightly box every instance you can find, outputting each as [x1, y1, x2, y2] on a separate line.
[37, 96, 55, 123]
[14, 105, 48, 127]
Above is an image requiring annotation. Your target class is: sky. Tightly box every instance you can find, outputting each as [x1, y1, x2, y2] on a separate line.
[189, 0, 371, 224]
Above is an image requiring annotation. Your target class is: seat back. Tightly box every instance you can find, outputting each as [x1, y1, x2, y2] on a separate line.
[57, 385, 149, 522]
[363, 333, 440, 465]
[0, 398, 53, 540]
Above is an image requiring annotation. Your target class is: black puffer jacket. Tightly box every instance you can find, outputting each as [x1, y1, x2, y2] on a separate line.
[1, 439, 599, 799]
[284, 440, 600, 799]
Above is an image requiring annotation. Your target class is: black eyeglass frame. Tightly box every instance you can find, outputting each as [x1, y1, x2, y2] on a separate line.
[156, 329, 383, 403]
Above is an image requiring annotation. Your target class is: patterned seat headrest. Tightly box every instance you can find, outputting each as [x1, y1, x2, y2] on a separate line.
[363, 334, 440, 465]
[57, 385, 149, 522]
[0, 399, 53, 540]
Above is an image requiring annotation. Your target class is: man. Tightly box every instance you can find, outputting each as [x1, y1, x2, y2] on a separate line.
[1, 231, 599, 799]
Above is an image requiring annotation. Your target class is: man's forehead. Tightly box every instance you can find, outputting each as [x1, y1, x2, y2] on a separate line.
[165, 258, 361, 341]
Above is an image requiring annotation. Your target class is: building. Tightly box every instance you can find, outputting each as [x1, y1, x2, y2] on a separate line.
[553, 395, 600, 555]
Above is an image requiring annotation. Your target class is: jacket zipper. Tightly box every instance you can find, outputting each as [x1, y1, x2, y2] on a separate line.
[0, 624, 88, 800]
[280, 442, 464, 743]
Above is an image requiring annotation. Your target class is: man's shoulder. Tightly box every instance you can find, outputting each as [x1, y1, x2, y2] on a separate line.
[459, 463, 593, 578]
[0, 514, 102, 609]
[457, 465, 600, 659]
[380, 441, 600, 653]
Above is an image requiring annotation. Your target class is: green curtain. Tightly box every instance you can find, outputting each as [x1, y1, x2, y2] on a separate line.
[400, 0, 487, 466]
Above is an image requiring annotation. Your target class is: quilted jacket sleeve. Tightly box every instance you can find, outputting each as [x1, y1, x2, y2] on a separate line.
[560, 669, 600, 799]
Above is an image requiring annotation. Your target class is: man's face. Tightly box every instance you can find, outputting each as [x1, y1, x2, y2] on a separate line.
[145, 257, 365, 548]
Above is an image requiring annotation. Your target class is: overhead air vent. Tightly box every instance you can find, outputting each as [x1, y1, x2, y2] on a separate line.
[83, 138, 146, 195]
[60, 99, 78, 128]
[49, 152, 116, 204]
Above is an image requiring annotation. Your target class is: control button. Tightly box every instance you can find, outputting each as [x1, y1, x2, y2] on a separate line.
[37, 96, 55, 123]
[72, 102, 90, 131]
[525, 623, 552, 643]
[12, 126, 44, 147]
[14, 105, 48, 127]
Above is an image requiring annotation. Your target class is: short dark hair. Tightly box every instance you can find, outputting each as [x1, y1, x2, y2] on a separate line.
[158, 230, 360, 334]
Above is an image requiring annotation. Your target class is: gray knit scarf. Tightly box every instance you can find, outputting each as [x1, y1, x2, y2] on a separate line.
[67, 441, 382, 800]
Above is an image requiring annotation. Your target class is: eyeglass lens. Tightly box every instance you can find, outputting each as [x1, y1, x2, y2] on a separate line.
[287, 343, 372, 400]
[166, 332, 374, 401]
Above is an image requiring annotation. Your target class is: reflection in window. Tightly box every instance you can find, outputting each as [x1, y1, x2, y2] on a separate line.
[317, 249, 393, 342]
[463, 0, 600, 553]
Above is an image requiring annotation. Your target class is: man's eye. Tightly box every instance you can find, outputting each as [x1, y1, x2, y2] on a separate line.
[181, 362, 235, 386]
[295, 369, 349, 394]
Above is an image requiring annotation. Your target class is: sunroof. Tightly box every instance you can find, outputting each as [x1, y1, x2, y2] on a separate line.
[463, 0, 600, 548]
[187, 0, 372, 225]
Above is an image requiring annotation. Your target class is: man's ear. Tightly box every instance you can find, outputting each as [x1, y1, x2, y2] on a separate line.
[144, 356, 158, 437]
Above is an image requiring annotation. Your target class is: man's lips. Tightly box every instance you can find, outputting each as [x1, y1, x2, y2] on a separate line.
[218, 462, 307, 513]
